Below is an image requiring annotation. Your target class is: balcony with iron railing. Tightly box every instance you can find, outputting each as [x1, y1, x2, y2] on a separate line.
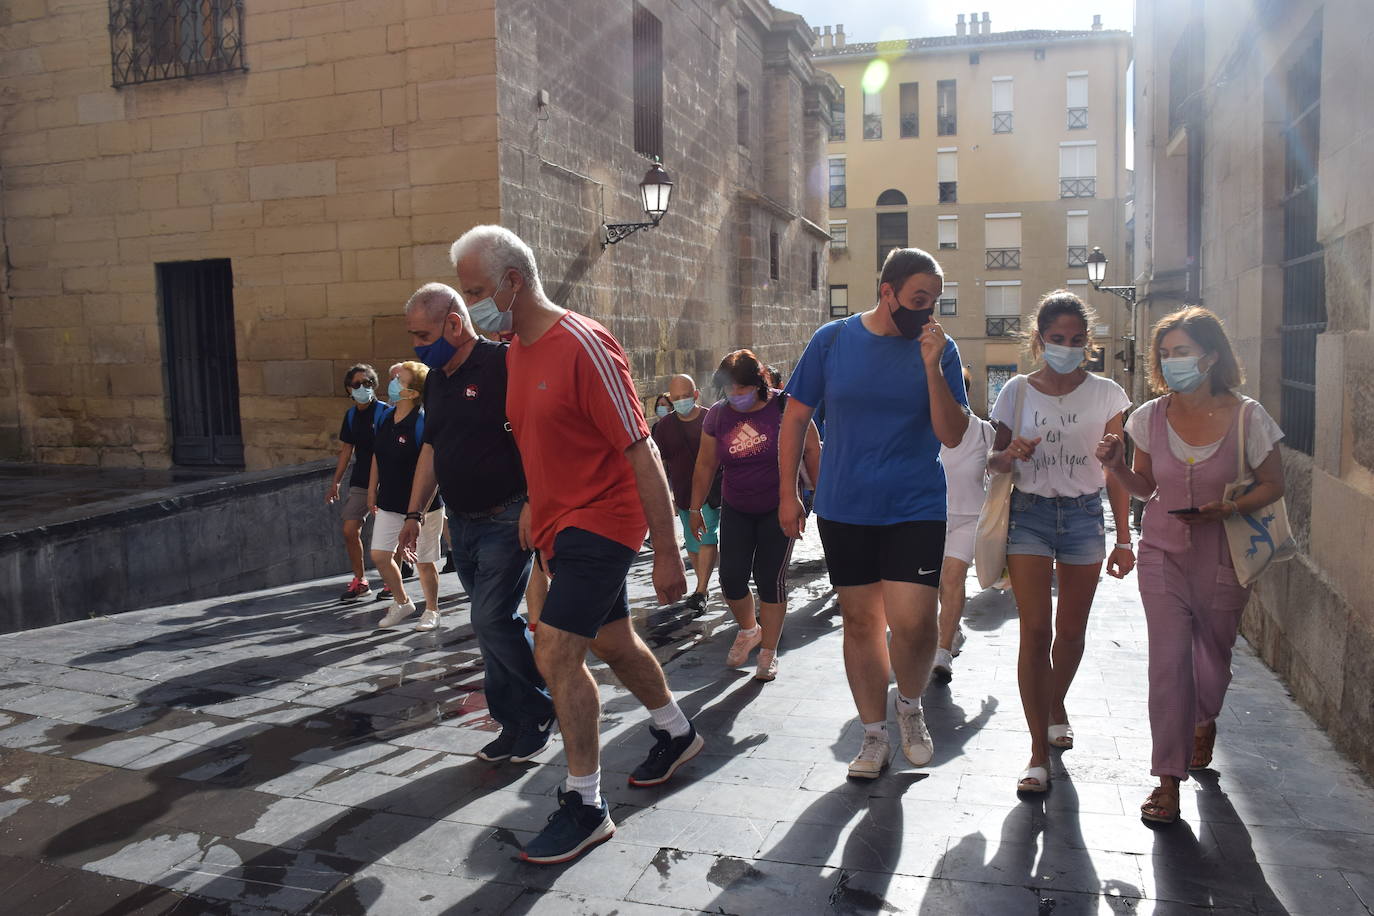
[987, 316, 1022, 337]
[1067, 107, 1088, 129]
[863, 114, 882, 140]
[109, 0, 247, 87]
[829, 120, 845, 142]
[829, 186, 846, 208]
[900, 113, 918, 138]
[986, 248, 1021, 269]
[937, 114, 957, 136]
[1060, 177, 1096, 198]
[1067, 246, 1088, 267]
[993, 112, 1013, 133]
[938, 181, 957, 203]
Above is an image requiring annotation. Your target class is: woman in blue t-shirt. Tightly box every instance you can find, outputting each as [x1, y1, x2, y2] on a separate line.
[778, 248, 969, 780]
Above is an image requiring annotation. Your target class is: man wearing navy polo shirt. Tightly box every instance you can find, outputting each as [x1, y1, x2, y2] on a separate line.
[399, 282, 554, 763]
[777, 247, 969, 780]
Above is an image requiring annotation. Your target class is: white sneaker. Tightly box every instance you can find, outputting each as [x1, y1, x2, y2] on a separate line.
[952, 626, 966, 657]
[847, 732, 890, 779]
[897, 700, 934, 766]
[378, 601, 416, 629]
[932, 647, 955, 682]
[415, 608, 440, 631]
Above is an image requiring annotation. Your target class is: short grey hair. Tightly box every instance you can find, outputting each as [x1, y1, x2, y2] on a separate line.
[404, 282, 464, 321]
[449, 225, 544, 297]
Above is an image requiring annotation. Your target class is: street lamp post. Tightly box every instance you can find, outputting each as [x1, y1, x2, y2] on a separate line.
[602, 162, 675, 248]
[1084, 246, 1137, 304]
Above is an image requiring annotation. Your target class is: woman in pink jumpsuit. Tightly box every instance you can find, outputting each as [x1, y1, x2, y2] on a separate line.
[1097, 307, 1286, 824]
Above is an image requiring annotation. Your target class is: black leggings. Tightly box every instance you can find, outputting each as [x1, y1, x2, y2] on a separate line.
[718, 502, 795, 604]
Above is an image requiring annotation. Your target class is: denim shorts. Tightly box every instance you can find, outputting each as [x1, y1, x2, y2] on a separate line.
[1006, 489, 1107, 566]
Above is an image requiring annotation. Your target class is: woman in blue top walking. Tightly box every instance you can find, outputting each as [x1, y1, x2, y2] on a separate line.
[778, 248, 969, 780]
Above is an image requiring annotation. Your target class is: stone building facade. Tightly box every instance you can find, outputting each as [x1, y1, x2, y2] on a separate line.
[813, 15, 1133, 414]
[1134, 0, 1374, 776]
[0, 0, 834, 469]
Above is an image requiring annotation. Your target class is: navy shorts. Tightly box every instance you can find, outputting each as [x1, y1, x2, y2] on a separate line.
[540, 527, 635, 639]
[1006, 489, 1107, 566]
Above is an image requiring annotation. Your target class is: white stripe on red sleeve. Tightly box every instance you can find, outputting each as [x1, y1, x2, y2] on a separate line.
[562, 314, 640, 442]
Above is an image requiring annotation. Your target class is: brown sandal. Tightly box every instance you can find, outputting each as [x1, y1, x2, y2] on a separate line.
[1190, 722, 1217, 770]
[1141, 784, 1180, 824]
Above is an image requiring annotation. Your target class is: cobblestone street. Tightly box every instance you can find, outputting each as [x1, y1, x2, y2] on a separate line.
[1, 529, 1372, 915]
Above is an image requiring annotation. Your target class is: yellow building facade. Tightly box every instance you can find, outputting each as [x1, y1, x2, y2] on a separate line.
[813, 17, 1133, 414]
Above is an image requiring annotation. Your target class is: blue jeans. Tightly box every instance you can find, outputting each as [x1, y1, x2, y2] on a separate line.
[447, 499, 554, 730]
[1006, 488, 1107, 566]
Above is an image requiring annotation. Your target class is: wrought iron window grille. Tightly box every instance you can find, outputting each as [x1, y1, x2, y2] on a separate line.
[1060, 177, 1096, 198]
[830, 122, 846, 141]
[938, 181, 957, 203]
[1067, 107, 1088, 129]
[863, 114, 882, 140]
[986, 316, 1021, 337]
[109, 0, 246, 88]
[1067, 246, 1089, 267]
[992, 112, 1013, 133]
[900, 113, 918, 138]
[939, 298, 958, 316]
[939, 241, 957, 250]
[986, 248, 1021, 270]
[829, 187, 846, 208]
[937, 114, 957, 136]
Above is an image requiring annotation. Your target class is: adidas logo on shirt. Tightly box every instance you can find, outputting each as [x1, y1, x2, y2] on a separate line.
[728, 422, 768, 455]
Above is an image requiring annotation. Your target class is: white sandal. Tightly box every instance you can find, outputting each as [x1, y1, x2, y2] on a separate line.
[1048, 723, 1074, 750]
[1018, 766, 1051, 794]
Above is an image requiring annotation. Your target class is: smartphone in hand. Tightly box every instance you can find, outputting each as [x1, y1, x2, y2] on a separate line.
[1167, 507, 1201, 515]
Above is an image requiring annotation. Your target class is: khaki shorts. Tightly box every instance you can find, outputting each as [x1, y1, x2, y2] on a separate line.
[371, 508, 445, 563]
[341, 486, 370, 522]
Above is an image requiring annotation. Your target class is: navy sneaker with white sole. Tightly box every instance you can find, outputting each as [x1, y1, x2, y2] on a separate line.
[511, 720, 555, 763]
[520, 789, 614, 865]
[476, 729, 517, 762]
[627, 722, 704, 787]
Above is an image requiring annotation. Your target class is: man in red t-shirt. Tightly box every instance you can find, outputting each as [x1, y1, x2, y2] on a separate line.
[450, 225, 699, 866]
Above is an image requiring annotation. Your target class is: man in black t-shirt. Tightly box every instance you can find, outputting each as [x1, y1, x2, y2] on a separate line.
[327, 364, 384, 601]
[398, 282, 555, 763]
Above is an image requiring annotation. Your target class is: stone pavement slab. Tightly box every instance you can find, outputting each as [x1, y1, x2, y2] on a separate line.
[0, 527, 1372, 914]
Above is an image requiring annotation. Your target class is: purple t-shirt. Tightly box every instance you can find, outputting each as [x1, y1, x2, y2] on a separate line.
[703, 391, 783, 514]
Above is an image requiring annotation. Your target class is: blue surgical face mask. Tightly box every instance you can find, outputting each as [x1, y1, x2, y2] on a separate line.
[671, 397, 696, 416]
[387, 378, 406, 402]
[1042, 342, 1085, 375]
[468, 279, 514, 335]
[654, 405, 669, 418]
[350, 384, 374, 405]
[728, 391, 758, 411]
[414, 316, 458, 369]
[1162, 355, 1210, 393]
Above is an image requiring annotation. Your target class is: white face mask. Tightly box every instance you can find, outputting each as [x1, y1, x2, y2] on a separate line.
[1042, 342, 1085, 374]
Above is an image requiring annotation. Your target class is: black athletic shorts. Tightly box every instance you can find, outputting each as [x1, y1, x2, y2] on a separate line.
[540, 527, 634, 639]
[815, 517, 946, 588]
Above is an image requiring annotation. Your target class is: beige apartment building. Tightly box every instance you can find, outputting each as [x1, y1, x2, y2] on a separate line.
[0, 0, 833, 470]
[812, 15, 1132, 414]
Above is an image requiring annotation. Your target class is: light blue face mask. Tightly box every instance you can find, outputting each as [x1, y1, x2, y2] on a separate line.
[350, 384, 374, 405]
[1162, 356, 1210, 393]
[468, 278, 514, 335]
[655, 405, 669, 418]
[387, 377, 406, 402]
[1042, 342, 1085, 375]
[671, 397, 696, 416]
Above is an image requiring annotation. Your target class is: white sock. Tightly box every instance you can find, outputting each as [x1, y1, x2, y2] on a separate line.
[863, 720, 888, 739]
[648, 700, 691, 738]
[897, 692, 921, 708]
[739, 625, 761, 636]
[565, 770, 601, 807]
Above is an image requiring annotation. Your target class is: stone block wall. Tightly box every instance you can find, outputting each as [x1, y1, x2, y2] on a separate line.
[494, 0, 831, 410]
[0, 0, 502, 469]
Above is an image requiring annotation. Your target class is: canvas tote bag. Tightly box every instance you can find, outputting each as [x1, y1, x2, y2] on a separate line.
[974, 377, 1027, 590]
[1222, 400, 1297, 586]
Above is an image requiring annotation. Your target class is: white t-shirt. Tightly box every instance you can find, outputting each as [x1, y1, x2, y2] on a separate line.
[940, 413, 996, 516]
[990, 373, 1131, 497]
[1124, 396, 1283, 468]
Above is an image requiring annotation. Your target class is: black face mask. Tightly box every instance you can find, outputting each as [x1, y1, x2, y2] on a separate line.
[891, 304, 934, 340]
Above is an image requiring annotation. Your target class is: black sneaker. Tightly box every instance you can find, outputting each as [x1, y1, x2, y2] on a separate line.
[476, 729, 517, 762]
[520, 790, 615, 865]
[683, 592, 707, 612]
[627, 723, 704, 787]
[376, 584, 391, 602]
[511, 719, 554, 763]
[401, 561, 414, 579]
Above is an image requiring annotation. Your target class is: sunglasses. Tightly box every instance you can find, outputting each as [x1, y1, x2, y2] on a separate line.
[348, 379, 375, 390]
